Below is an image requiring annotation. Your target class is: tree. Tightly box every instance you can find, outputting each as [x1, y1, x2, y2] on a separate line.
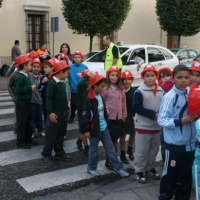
[62, 0, 131, 52]
[156, 0, 200, 47]
[0, 0, 3, 7]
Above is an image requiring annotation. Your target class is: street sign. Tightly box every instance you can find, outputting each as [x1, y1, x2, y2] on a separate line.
[51, 17, 59, 32]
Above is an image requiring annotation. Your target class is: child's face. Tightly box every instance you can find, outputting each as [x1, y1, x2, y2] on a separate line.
[44, 65, 53, 75]
[93, 82, 106, 94]
[24, 61, 32, 73]
[160, 75, 170, 83]
[32, 63, 41, 75]
[172, 71, 190, 90]
[73, 55, 82, 64]
[143, 71, 157, 87]
[190, 70, 200, 85]
[122, 78, 133, 89]
[109, 72, 119, 85]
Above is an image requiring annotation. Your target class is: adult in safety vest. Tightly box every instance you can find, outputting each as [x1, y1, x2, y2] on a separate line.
[103, 35, 123, 71]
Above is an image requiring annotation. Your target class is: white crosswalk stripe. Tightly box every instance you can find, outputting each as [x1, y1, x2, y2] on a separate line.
[0, 91, 162, 196]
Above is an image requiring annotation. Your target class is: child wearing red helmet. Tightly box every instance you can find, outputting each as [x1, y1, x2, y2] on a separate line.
[121, 70, 136, 163]
[82, 72, 129, 177]
[14, 54, 37, 149]
[29, 59, 44, 137]
[189, 61, 200, 86]
[68, 51, 88, 124]
[133, 63, 164, 183]
[101, 66, 127, 170]
[41, 61, 72, 163]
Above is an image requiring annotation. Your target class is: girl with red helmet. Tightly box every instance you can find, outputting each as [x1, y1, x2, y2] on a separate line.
[101, 66, 127, 170]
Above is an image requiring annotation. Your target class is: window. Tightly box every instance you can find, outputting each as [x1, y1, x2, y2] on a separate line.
[160, 48, 173, 60]
[178, 50, 189, 60]
[189, 50, 198, 59]
[147, 48, 165, 62]
[26, 13, 49, 51]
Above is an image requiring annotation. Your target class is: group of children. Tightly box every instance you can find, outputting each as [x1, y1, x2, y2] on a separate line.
[8, 47, 200, 199]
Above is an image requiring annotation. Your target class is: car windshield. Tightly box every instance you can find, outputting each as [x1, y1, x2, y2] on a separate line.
[194, 54, 200, 61]
[83, 52, 98, 60]
[86, 47, 129, 62]
[170, 49, 179, 55]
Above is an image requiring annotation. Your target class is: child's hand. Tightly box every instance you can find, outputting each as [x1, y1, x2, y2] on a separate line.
[85, 132, 90, 138]
[49, 113, 58, 123]
[106, 109, 110, 115]
[31, 85, 36, 91]
[122, 117, 126, 122]
[181, 115, 194, 125]
[42, 77, 49, 83]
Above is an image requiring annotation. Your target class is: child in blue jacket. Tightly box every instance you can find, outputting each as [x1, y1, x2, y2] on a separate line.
[158, 65, 196, 200]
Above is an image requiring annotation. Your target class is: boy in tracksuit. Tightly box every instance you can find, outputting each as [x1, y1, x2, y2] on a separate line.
[133, 64, 164, 183]
[158, 65, 196, 200]
[41, 61, 72, 163]
[68, 51, 88, 124]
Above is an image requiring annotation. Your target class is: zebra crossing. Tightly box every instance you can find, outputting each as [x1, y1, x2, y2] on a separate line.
[1, 90, 152, 199]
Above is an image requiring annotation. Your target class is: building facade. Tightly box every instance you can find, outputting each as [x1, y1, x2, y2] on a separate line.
[0, 0, 200, 65]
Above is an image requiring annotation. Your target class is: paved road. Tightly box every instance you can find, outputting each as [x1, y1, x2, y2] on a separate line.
[0, 89, 196, 200]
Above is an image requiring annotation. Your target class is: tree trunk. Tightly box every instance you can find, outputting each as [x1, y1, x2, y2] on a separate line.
[89, 35, 93, 52]
[177, 35, 181, 48]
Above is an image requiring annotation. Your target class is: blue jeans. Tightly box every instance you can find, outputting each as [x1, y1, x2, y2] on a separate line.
[31, 103, 43, 133]
[88, 128, 122, 171]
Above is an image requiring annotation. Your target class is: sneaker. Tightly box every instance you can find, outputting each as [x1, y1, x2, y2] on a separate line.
[76, 139, 83, 151]
[39, 132, 45, 137]
[120, 155, 129, 164]
[135, 172, 147, 183]
[42, 155, 54, 164]
[105, 161, 114, 171]
[87, 169, 100, 177]
[17, 143, 31, 149]
[55, 153, 72, 161]
[114, 169, 130, 177]
[127, 149, 134, 161]
[145, 168, 160, 179]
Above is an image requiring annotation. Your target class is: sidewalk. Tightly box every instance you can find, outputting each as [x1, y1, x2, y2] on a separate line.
[0, 76, 9, 90]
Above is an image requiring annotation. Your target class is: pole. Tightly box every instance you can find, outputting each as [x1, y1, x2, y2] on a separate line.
[53, 31, 55, 56]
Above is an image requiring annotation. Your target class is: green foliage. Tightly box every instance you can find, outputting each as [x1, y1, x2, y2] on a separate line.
[0, 0, 3, 7]
[61, 0, 131, 51]
[156, 0, 200, 37]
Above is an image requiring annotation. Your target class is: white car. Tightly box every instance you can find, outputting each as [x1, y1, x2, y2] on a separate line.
[83, 45, 179, 87]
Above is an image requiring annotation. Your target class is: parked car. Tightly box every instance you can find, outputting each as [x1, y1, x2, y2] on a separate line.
[170, 48, 199, 65]
[83, 45, 179, 87]
[83, 51, 100, 61]
[184, 54, 200, 68]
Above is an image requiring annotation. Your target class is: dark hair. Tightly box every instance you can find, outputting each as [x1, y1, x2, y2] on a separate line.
[172, 65, 190, 77]
[54, 68, 70, 75]
[43, 61, 53, 68]
[18, 61, 30, 70]
[40, 43, 47, 47]
[160, 70, 171, 79]
[104, 35, 112, 40]
[91, 78, 107, 89]
[59, 43, 71, 55]
[15, 40, 19, 45]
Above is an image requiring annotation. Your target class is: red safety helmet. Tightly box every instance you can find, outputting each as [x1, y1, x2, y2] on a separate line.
[27, 50, 38, 61]
[72, 51, 83, 61]
[59, 53, 67, 59]
[141, 63, 157, 78]
[157, 67, 172, 86]
[89, 72, 104, 87]
[190, 61, 200, 73]
[53, 60, 70, 75]
[121, 70, 134, 79]
[107, 66, 121, 76]
[43, 58, 58, 69]
[15, 54, 31, 66]
[188, 84, 200, 118]
[77, 69, 90, 78]
[32, 58, 42, 68]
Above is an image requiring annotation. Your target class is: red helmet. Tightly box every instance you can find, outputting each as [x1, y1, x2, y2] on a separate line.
[72, 51, 83, 61]
[32, 58, 42, 68]
[107, 66, 121, 76]
[141, 63, 157, 78]
[190, 61, 200, 73]
[43, 58, 58, 69]
[59, 53, 67, 59]
[157, 67, 172, 85]
[27, 50, 38, 61]
[15, 54, 31, 66]
[89, 72, 104, 87]
[53, 60, 70, 74]
[188, 84, 200, 118]
[121, 70, 134, 79]
[77, 69, 90, 78]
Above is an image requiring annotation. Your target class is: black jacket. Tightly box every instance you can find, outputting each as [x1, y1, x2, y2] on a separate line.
[82, 90, 109, 137]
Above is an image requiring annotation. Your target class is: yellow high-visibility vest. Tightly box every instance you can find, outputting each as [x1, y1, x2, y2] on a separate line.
[104, 42, 123, 71]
